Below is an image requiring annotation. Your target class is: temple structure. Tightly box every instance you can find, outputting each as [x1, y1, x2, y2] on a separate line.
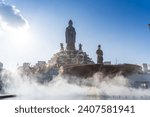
[5, 20, 147, 90]
[48, 20, 94, 67]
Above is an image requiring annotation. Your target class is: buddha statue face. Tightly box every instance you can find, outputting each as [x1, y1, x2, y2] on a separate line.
[98, 45, 101, 49]
[69, 20, 73, 26]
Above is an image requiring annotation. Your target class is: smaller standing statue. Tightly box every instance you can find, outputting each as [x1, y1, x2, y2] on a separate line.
[96, 45, 103, 64]
[79, 43, 82, 51]
[60, 43, 64, 51]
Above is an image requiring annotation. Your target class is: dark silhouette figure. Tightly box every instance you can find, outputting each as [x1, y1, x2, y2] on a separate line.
[65, 20, 76, 50]
[148, 24, 150, 30]
[79, 43, 82, 51]
[96, 45, 103, 64]
[60, 43, 64, 51]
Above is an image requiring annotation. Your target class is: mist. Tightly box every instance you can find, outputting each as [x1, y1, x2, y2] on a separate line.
[0, 69, 150, 100]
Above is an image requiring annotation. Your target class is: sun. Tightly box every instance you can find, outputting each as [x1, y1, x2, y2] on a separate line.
[0, 18, 31, 48]
[10, 29, 30, 47]
[5, 24, 33, 49]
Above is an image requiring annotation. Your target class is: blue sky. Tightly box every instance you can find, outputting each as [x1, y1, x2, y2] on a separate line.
[0, 0, 150, 68]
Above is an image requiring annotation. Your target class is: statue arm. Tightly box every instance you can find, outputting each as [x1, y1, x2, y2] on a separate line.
[65, 29, 68, 43]
[101, 50, 103, 56]
[73, 28, 76, 42]
[74, 30, 76, 42]
[96, 50, 99, 55]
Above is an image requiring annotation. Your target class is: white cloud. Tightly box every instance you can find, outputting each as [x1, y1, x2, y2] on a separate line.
[0, 2, 29, 32]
